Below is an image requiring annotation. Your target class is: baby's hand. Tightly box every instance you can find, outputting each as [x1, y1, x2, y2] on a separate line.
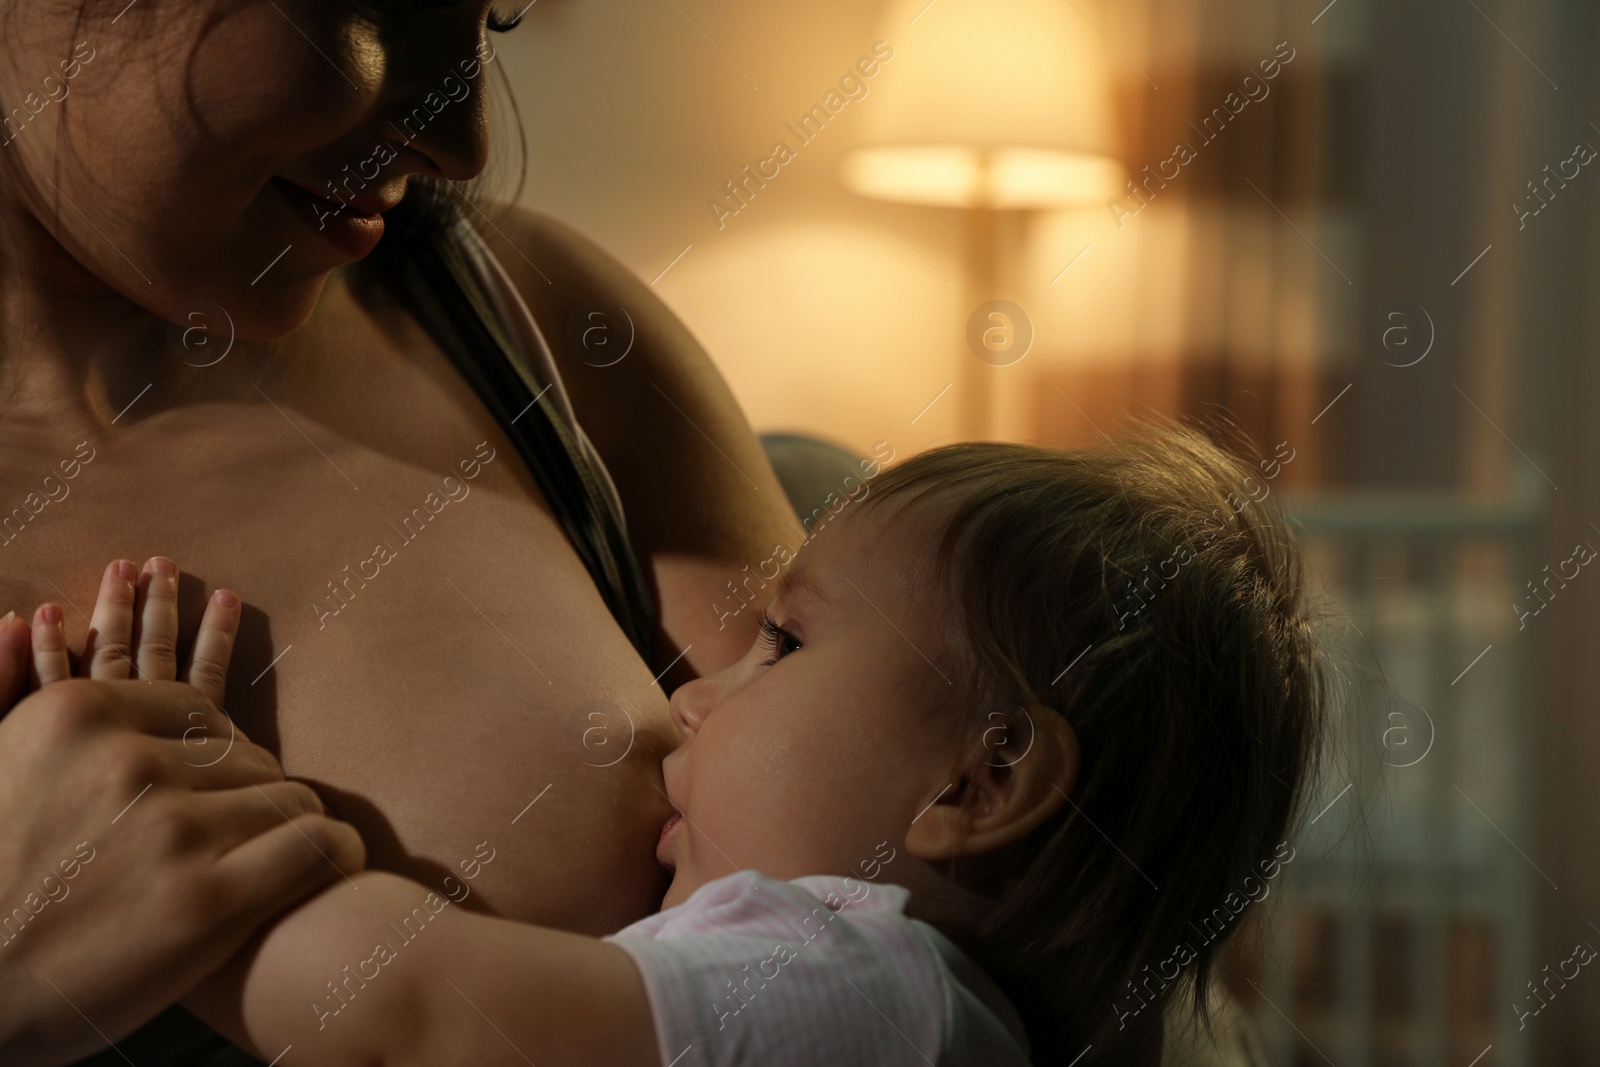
[30, 557, 241, 707]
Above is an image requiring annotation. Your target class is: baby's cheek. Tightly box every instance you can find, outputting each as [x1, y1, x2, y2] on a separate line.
[703, 729, 808, 824]
[770, 727, 861, 816]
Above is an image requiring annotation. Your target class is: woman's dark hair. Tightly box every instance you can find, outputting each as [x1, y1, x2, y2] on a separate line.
[859, 419, 1329, 1065]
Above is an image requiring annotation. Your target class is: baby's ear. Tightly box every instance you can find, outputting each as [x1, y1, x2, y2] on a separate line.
[904, 703, 1078, 861]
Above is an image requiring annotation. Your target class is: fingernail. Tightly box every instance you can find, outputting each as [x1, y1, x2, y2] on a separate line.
[213, 589, 239, 609]
[147, 556, 176, 577]
[116, 560, 137, 583]
[40, 604, 61, 625]
[0, 611, 14, 629]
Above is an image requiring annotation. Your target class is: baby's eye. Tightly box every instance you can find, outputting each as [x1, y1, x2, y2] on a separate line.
[757, 611, 802, 665]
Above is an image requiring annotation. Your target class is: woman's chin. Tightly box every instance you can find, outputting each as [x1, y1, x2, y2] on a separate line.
[226, 281, 333, 341]
[178, 271, 334, 344]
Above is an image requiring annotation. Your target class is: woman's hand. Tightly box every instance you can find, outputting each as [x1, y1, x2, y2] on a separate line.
[0, 559, 367, 1066]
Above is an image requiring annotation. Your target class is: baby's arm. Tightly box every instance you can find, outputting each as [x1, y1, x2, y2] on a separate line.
[185, 872, 663, 1067]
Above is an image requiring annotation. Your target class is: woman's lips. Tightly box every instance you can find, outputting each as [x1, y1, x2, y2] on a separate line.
[269, 177, 387, 261]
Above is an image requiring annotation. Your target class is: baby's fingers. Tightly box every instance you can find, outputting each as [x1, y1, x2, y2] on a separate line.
[85, 559, 139, 680]
[184, 589, 241, 707]
[134, 557, 181, 682]
[0, 611, 32, 710]
[31, 603, 70, 687]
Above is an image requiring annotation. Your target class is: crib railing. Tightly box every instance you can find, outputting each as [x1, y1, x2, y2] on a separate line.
[1245, 471, 1546, 1067]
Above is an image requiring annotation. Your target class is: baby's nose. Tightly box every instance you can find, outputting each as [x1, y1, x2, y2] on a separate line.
[667, 676, 715, 739]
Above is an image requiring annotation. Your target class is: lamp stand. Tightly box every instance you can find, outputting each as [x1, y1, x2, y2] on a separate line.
[959, 204, 1000, 441]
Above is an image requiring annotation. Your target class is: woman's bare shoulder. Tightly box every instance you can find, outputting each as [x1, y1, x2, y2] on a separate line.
[463, 202, 682, 336]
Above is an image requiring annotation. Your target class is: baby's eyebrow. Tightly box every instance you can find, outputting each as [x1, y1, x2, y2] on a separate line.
[774, 566, 829, 607]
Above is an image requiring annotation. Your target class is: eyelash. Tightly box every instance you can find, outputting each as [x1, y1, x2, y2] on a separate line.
[757, 610, 802, 666]
[356, 1, 526, 33]
[487, 6, 525, 32]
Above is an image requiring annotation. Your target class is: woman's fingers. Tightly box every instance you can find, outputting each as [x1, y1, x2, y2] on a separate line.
[98, 677, 229, 737]
[162, 729, 287, 791]
[84, 558, 139, 680]
[31, 603, 71, 688]
[183, 589, 241, 708]
[214, 810, 367, 915]
[134, 556, 181, 682]
[193, 779, 329, 850]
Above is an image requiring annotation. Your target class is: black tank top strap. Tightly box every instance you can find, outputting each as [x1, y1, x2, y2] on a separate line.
[370, 190, 660, 664]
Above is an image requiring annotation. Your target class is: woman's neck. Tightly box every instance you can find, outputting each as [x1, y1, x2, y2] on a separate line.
[0, 193, 174, 435]
[0, 191, 346, 447]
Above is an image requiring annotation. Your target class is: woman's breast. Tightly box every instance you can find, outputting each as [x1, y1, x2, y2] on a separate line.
[259, 479, 680, 935]
[3, 405, 678, 936]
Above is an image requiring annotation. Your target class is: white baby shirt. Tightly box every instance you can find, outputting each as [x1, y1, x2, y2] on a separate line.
[605, 870, 1033, 1067]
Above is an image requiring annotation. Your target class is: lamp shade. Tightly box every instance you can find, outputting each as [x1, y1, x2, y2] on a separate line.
[843, 0, 1124, 208]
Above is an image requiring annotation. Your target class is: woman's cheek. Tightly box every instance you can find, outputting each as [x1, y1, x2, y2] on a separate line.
[181, 4, 385, 147]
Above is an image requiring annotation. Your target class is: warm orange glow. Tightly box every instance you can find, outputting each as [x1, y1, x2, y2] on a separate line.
[842, 144, 1123, 208]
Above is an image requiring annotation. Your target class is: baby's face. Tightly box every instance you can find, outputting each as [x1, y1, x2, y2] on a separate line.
[656, 504, 961, 907]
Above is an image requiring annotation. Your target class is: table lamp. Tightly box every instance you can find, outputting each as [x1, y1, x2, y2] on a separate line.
[842, 0, 1125, 438]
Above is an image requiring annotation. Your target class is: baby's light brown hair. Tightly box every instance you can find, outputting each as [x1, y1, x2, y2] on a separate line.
[858, 418, 1328, 1065]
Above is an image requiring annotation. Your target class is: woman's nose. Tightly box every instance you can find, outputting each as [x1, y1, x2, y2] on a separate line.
[378, 33, 492, 182]
[668, 677, 716, 740]
[381, 91, 489, 184]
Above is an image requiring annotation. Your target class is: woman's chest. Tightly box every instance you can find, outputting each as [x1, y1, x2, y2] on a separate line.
[0, 398, 676, 930]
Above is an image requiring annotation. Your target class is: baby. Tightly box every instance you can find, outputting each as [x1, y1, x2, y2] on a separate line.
[22, 422, 1326, 1067]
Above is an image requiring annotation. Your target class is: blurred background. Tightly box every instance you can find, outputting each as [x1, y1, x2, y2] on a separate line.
[487, 0, 1600, 1063]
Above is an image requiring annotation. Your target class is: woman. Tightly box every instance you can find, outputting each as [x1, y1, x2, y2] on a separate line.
[0, 0, 797, 1060]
